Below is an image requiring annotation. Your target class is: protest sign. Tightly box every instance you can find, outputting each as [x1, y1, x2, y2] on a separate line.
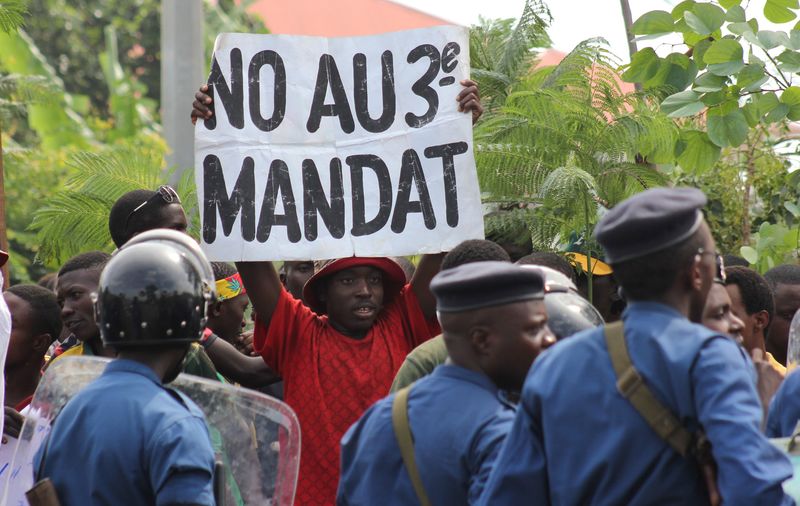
[195, 26, 484, 260]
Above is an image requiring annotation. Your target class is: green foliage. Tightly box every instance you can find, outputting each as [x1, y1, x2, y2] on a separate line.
[475, 36, 673, 250]
[469, 0, 551, 113]
[0, 28, 94, 149]
[0, 0, 26, 33]
[22, 0, 267, 119]
[740, 222, 799, 272]
[626, 0, 800, 163]
[672, 125, 797, 264]
[29, 137, 197, 264]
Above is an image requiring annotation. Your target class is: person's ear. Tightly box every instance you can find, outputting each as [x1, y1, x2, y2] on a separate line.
[32, 333, 52, 355]
[470, 326, 492, 355]
[753, 309, 770, 334]
[210, 301, 223, 318]
[687, 254, 703, 291]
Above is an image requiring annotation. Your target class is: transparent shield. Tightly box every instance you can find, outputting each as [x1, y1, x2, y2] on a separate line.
[4, 356, 300, 506]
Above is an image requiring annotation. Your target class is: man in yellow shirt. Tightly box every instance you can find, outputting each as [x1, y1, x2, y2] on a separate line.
[725, 266, 786, 375]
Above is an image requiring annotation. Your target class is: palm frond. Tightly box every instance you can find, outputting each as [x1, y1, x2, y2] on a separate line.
[29, 143, 198, 263]
[497, 0, 552, 81]
[0, 0, 26, 34]
[29, 192, 116, 262]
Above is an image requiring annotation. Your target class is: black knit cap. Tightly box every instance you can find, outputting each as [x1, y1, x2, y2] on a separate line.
[594, 187, 707, 264]
[431, 261, 545, 313]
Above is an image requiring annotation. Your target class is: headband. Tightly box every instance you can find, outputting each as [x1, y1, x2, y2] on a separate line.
[216, 272, 246, 301]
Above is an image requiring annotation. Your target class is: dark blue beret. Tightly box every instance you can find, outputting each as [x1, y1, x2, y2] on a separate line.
[431, 261, 545, 313]
[594, 187, 707, 264]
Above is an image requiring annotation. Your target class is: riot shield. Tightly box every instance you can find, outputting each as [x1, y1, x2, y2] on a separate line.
[2, 356, 300, 506]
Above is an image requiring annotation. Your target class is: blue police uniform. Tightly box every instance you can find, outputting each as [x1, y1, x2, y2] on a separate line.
[34, 359, 216, 506]
[480, 302, 793, 505]
[767, 368, 800, 437]
[338, 364, 515, 505]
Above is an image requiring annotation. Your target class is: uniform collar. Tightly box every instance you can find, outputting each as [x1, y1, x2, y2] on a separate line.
[623, 301, 684, 319]
[103, 358, 163, 385]
[432, 364, 497, 394]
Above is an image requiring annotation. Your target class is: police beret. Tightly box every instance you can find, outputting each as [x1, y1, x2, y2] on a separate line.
[594, 187, 707, 264]
[431, 261, 545, 313]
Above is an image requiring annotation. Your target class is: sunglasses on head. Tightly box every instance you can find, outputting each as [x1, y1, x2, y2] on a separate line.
[124, 185, 181, 233]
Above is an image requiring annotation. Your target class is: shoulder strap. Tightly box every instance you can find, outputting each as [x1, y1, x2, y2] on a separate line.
[392, 386, 432, 506]
[604, 321, 693, 457]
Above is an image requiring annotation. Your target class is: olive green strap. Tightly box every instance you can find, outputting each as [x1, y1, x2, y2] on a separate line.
[392, 386, 432, 506]
[604, 321, 693, 456]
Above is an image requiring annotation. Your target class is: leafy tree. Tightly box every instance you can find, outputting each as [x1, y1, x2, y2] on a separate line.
[469, 0, 551, 113]
[625, 0, 800, 171]
[625, 0, 800, 269]
[28, 139, 197, 264]
[474, 37, 675, 253]
[22, 0, 268, 119]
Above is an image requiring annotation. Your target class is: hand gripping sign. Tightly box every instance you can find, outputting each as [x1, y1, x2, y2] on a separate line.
[195, 26, 484, 261]
[2, 356, 301, 506]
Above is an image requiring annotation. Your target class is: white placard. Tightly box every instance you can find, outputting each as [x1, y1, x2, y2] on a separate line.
[195, 26, 484, 260]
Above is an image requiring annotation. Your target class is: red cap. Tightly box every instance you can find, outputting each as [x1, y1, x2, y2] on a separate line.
[0, 249, 9, 268]
[302, 257, 406, 315]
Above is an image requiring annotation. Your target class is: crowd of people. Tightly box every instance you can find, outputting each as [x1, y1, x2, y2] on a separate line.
[1, 81, 800, 506]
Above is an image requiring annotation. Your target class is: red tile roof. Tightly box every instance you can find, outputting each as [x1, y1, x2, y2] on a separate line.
[247, 0, 452, 37]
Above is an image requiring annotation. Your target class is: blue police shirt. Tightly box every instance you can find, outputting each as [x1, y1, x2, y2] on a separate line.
[767, 368, 800, 437]
[337, 364, 514, 505]
[480, 301, 793, 506]
[34, 359, 216, 506]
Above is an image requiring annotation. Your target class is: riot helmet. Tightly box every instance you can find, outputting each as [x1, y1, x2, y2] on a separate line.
[96, 230, 214, 348]
[123, 228, 216, 295]
[523, 265, 604, 339]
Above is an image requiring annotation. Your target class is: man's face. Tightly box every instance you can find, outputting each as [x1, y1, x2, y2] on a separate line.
[688, 222, 717, 323]
[323, 266, 384, 335]
[156, 203, 188, 234]
[702, 283, 744, 345]
[484, 299, 555, 391]
[56, 269, 101, 343]
[5, 292, 39, 368]
[767, 282, 800, 364]
[283, 261, 314, 301]
[209, 293, 249, 342]
[725, 283, 762, 353]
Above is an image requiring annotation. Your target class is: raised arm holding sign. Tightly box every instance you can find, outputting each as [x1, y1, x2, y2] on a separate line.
[192, 26, 483, 504]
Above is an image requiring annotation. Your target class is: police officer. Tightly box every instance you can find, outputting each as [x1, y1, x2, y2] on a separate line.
[390, 265, 603, 392]
[338, 262, 555, 505]
[33, 230, 217, 505]
[480, 187, 793, 505]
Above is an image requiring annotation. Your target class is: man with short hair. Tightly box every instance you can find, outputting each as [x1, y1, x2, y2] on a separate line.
[34, 233, 216, 505]
[480, 187, 792, 505]
[52, 251, 114, 360]
[4, 285, 61, 411]
[390, 241, 603, 393]
[108, 186, 188, 248]
[279, 261, 315, 302]
[205, 262, 279, 388]
[389, 239, 510, 392]
[725, 266, 784, 373]
[763, 264, 800, 366]
[702, 270, 744, 345]
[338, 262, 554, 505]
